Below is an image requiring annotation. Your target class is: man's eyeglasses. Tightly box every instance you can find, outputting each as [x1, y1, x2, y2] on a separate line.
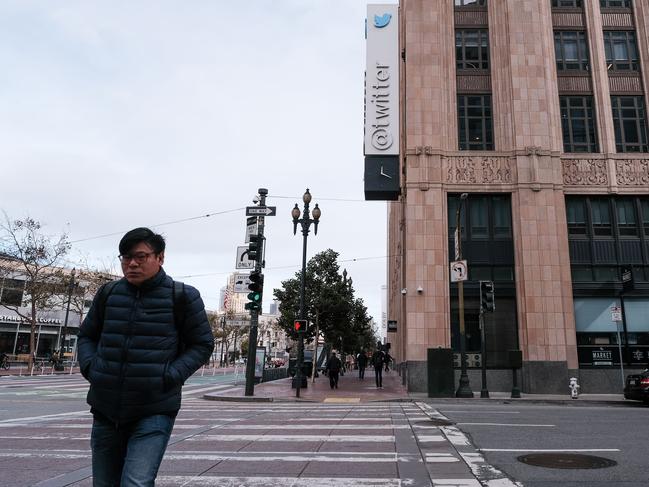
[118, 251, 156, 264]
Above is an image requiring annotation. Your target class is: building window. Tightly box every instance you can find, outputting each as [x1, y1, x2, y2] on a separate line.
[617, 198, 638, 236]
[554, 31, 590, 71]
[604, 31, 639, 71]
[591, 198, 613, 236]
[567, 198, 588, 236]
[552, 0, 582, 7]
[455, 0, 487, 5]
[641, 199, 649, 236]
[0, 278, 24, 307]
[600, 0, 632, 8]
[493, 196, 512, 238]
[612, 96, 649, 152]
[456, 30, 490, 70]
[560, 96, 599, 153]
[458, 95, 494, 151]
[470, 197, 489, 239]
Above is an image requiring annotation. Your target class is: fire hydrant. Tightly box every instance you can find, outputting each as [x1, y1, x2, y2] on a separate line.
[569, 377, 580, 399]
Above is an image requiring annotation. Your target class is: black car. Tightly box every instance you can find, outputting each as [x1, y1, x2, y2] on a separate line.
[624, 368, 649, 404]
[288, 350, 314, 377]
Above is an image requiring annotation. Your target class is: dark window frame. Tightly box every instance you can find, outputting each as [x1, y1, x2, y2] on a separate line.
[560, 96, 599, 153]
[604, 31, 639, 71]
[458, 94, 494, 151]
[456, 29, 490, 70]
[455, 0, 487, 6]
[552, 0, 582, 7]
[611, 96, 649, 153]
[600, 0, 632, 8]
[554, 31, 590, 72]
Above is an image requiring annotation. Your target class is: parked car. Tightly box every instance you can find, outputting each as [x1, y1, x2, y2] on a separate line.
[624, 368, 649, 404]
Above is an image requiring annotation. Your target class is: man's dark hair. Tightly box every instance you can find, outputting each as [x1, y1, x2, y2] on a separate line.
[119, 227, 166, 255]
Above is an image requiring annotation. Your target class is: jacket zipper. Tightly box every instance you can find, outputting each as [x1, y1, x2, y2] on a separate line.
[117, 288, 140, 425]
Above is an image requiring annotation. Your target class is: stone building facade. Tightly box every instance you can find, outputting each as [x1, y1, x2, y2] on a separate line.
[387, 0, 649, 393]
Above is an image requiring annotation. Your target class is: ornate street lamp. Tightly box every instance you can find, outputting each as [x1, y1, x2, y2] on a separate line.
[455, 193, 474, 398]
[291, 189, 321, 398]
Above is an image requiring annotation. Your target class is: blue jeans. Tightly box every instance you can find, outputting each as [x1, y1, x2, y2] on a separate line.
[91, 414, 175, 487]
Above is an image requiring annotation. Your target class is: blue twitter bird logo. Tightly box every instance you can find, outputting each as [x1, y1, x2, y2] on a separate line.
[374, 13, 392, 28]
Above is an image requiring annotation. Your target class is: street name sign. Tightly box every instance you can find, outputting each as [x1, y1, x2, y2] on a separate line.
[228, 320, 250, 327]
[246, 206, 276, 217]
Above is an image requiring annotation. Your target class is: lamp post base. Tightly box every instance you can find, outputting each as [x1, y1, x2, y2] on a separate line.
[291, 376, 308, 389]
[456, 374, 474, 398]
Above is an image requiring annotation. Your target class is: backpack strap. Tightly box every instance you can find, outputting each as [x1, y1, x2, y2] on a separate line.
[96, 280, 120, 335]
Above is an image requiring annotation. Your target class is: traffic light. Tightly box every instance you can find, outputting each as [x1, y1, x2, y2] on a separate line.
[294, 319, 307, 333]
[248, 234, 261, 261]
[480, 280, 495, 312]
[245, 271, 264, 311]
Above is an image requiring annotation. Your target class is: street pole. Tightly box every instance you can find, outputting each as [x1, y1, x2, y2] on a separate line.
[455, 193, 473, 398]
[220, 314, 226, 367]
[244, 188, 267, 396]
[292, 189, 321, 398]
[60, 268, 76, 354]
[479, 308, 489, 398]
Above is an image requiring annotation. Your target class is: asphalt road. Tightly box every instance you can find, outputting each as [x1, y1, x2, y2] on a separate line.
[430, 400, 649, 487]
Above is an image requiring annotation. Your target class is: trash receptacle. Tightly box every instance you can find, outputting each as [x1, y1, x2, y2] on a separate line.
[427, 348, 454, 397]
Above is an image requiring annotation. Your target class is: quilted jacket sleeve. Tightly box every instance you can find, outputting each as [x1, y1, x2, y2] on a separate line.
[77, 284, 106, 380]
[165, 284, 214, 389]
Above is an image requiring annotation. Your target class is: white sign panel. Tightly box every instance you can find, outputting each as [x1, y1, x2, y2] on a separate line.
[364, 4, 399, 156]
[245, 217, 257, 244]
[450, 260, 468, 282]
[611, 306, 622, 322]
[233, 273, 251, 293]
[235, 246, 254, 269]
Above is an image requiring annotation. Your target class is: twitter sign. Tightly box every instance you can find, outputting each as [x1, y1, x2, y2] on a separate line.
[364, 4, 399, 157]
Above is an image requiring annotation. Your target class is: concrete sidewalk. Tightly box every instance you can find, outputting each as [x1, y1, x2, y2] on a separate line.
[204, 367, 634, 406]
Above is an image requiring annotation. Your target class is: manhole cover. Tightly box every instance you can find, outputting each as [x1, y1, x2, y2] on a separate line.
[518, 453, 617, 470]
[415, 419, 454, 427]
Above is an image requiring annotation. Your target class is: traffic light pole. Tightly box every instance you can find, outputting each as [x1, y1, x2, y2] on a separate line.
[244, 188, 267, 396]
[479, 308, 489, 398]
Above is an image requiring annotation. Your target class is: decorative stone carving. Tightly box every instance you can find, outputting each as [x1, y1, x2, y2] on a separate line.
[446, 156, 512, 184]
[562, 159, 608, 186]
[616, 160, 649, 186]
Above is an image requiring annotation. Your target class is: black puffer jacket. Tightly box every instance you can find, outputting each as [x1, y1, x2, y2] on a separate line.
[77, 269, 214, 423]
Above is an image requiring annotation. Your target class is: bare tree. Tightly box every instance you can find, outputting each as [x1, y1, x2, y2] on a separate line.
[0, 214, 70, 371]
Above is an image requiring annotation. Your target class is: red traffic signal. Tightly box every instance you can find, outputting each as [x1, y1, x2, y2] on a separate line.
[294, 319, 307, 333]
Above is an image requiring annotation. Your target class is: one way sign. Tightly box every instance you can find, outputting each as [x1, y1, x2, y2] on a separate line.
[246, 206, 276, 217]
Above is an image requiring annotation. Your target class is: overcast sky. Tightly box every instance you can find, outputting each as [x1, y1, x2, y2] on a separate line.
[0, 1, 389, 326]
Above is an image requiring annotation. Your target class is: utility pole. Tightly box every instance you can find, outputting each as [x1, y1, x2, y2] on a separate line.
[244, 188, 268, 396]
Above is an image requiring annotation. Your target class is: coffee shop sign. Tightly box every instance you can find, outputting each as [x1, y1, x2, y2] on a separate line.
[0, 315, 62, 325]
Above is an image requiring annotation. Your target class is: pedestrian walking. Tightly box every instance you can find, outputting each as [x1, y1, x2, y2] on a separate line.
[326, 352, 342, 389]
[356, 350, 368, 379]
[78, 227, 214, 486]
[372, 345, 386, 388]
[384, 350, 393, 373]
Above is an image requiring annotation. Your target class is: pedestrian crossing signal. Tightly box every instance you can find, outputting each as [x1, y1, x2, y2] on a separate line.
[294, 319, 307, 333]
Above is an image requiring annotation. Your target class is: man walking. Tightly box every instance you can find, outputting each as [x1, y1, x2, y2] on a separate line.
[326, 352, 342, 389]
[356, 350, 368, 380]
[372, 345, 385, 388]
[78, 227, 214, 486]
